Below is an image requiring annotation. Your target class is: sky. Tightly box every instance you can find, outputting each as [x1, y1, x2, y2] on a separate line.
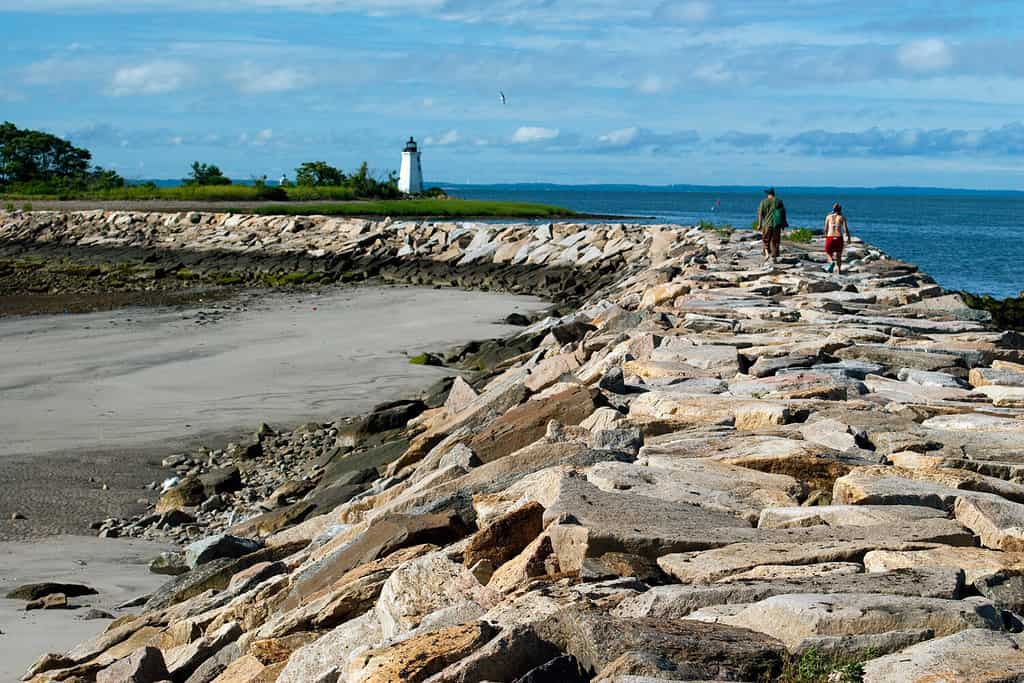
[3, 1, 1024, 188]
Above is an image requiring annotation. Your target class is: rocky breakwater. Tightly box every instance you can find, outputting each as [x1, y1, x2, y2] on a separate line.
[16, 218, 1024, 682]
[0, 210, 653, 306]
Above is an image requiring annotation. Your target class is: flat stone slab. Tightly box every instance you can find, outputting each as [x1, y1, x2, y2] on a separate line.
[970, 367, 1024, 388]
[628, 393, 792, 431]
[534, 605, 786, 680]
[588, 458, 801, 523]
[614, 567, 964, 620]
[863, 546, 1024, 584]
[541, 473, 758, 560]
[833, 465, 1024, 510]
[658, 518, 972, 584]
[686, 593, 1001, 654]
[954, 496, 1024, 552]
[757, 505, 949, 529]
[862, 628, 1024, 683]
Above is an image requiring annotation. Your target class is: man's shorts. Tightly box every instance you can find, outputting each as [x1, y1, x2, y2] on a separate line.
[825, 236, 844, 254]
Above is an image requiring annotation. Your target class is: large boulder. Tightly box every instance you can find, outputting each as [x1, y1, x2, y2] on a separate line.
[375, 552, 501, 638]
[615, 567, 965, 619]
[687, 593, 1002, 655]
[862, 629, 1024, 683]
[534, 605, 786, 680]
[467, 385, 600, 463]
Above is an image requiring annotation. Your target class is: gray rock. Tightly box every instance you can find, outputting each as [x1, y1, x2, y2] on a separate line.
[862, 628, 1024, 682]
[534, 604, 786, 679]
[688, 594, 1002, 655]
[615, 567, 965, 619]
[184, 534, 262, 569]
[96, 646, 169, 683]
[149, 551, 189, 576]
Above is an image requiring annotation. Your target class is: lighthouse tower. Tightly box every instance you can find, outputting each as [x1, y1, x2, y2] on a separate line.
[398, 137, 423, 194]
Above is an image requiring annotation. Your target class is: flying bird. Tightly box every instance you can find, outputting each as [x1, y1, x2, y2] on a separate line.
[499, 91, 507, 105]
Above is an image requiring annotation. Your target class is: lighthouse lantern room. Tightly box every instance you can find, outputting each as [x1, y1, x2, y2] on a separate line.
[398, 137, 423, 194]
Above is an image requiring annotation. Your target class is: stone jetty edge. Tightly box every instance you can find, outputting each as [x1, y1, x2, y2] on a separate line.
[6, 209, 1024, 682]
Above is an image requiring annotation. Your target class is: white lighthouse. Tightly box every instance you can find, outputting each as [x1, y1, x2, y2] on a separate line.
[398, 136, 423, 194]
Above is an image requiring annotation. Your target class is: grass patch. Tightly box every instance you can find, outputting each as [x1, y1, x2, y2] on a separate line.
[216, 273, 245, 286]
[777, 647, 873, 683]
[261, 271, 329, 287]
[786, 227, 814, 243]
[174, 268, 197, 280]
[698, 219, 734, 238]
[238, 199, 576, 218]
[408, 352, 443, 366]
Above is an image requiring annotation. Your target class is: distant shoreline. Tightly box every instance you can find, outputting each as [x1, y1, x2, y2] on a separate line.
[1, 198, 600, 219]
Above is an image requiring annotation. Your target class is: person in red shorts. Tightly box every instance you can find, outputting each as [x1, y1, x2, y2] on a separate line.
[824, 203, 851, 273]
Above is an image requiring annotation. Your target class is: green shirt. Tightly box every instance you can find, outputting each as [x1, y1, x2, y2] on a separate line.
[758, 197, 787, 230]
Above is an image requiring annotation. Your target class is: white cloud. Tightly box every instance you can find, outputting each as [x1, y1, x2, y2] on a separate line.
[636, 75, 667, 94]
[693, 61, 734, 84]
[107, 61, 195, 96]
[598, 127, 640, 145]
[253, 128, 274, 145]
[512, 126, 560, 143]
[655, 0, 713, 23]
[898, 38, 953, 72]
[228, 63, 315, 94]
[425, 130, 460, 145]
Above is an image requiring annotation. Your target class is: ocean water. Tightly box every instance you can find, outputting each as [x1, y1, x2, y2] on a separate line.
[448, 185, 1023, 299]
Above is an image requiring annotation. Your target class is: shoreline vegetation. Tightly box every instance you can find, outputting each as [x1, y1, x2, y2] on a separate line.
[1, 121, 578, 219]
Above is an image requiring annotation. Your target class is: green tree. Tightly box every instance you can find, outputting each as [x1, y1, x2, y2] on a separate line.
[184, 161, 231, 186]
[0, 121, 100, 185]
[295, 161, 345, 187]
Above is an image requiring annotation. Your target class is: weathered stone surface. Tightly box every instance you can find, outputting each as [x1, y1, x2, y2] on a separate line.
[615, 567, 964, 619]
[375, 552, 501, 638]
[861, 628, 1024, 683]
[864, 547, 1024, 584]
[156, 476, 206, 513]
[426, 624, 561, 683]
[285, 511, 468, 608]
[347, 621, 497, 683]
[687, 593, 1001, 654]
[629, 392, 791, 430]
[185, 534, 263, 569]
[658, 518, 973, 584]
[166, 621, 242, 682]
[96, 646, 169, 683]
[464, 501, 544, 570]
[276, 611, 381, 683]
[467, 385, 599, 463]
[971, 366, 1024, 388]
[757, 505, 948, 529]
[833, 465, 1024, 509]
[534, 605, 786, 679]
[954, 496, 1024, 551]
[587, 459, 801, 523]
[6, 582, 97, 600]
[540, 473, 757, 562]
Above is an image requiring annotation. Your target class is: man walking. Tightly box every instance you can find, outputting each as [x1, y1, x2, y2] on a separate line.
[757, 187, 787, 262]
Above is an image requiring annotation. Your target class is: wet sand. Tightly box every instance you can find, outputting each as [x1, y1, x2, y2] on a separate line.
[0, 536, 173, 681]
[0, 285, 547, 540]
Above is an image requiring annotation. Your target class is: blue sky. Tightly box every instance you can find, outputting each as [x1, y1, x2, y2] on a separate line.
[3, 1, 1024, 188]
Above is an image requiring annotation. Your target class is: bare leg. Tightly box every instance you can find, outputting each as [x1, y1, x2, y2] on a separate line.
[836, 250, 843, 274]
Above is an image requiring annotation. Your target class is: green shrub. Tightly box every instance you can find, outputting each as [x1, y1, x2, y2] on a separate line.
[777, 647, 869, 683]
[786, 227, 814, 243]
[21, 201, 32, 211]
[3, 202, 13, 212]
[961, 291, 1024, 331]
